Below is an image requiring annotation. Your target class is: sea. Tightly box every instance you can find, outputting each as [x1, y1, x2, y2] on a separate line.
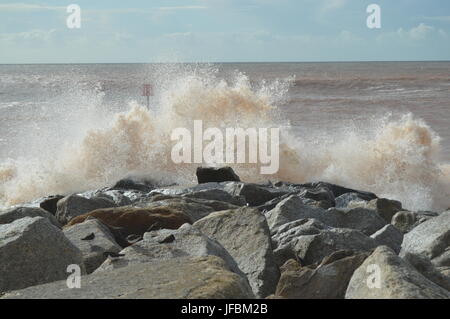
[0, 62, 449, 211]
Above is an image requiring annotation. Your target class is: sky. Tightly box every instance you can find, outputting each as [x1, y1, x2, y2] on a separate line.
[0, 0, 450, 63]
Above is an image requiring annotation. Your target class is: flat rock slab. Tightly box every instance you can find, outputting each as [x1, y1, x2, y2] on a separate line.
[0, 217, 85, 293]
[2, 256, 255, 299]
[63, 219, 122, 273]
[194, 207, 279, 298]
[346, 246, 450, 299]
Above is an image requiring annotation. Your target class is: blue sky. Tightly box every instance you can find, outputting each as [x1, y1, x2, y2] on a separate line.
[0, 0, 450, 63]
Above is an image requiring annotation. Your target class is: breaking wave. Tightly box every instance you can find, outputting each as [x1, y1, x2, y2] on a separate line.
[0, 63, 449, 212]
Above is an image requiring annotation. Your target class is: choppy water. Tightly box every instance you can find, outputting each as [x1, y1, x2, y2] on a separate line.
[0, 62, 449, 211]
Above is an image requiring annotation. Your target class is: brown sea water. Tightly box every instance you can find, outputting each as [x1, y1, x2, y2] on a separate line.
[0, 62, 449, 211]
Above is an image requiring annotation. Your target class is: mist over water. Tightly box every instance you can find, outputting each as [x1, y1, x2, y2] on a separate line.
[0, 62, 449, 211]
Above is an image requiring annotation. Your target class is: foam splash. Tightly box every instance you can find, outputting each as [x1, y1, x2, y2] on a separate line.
[0, 64, 449, 212]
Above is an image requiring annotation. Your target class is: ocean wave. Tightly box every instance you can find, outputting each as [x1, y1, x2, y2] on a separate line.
[0, 63, 449, 212]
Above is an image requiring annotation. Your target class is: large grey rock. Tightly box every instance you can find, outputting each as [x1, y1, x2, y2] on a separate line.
[400, 211, 450, 268]
[194, 207, 279, 298]
[266, 195, 334, 233]
[274, 250, 369, 299]
[0, 217, 85, 293]
[2, 256, 255, 299]
[392, 210, 439, 233]
[346, 246, 450, 299]
[301, 181, 377, 201]
[0, 207, 60, 228]
[271, 218, 378, 267]
[370, 224, 404, 254]
[182, 188, 246, 206]
[56, 195, 116, 225]
[63, 219, 122, 274]
[95, 224, 245, 280]
[266, 195, 386, 235]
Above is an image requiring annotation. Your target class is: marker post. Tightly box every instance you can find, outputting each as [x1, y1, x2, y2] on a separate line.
[142, 84, 153, 109]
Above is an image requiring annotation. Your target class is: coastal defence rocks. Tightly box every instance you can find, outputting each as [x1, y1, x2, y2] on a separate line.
[0, 167, 449, 299]
[0, 217, 85, 293]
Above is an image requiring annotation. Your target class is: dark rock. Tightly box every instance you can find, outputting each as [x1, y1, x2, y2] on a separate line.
[111, 178, 155, 193]
[38, 195, 64, 215]
[392, 210, 439, 233]
[0, 207, 60, 229]
[366, 198, 402, 223]
[370, 224, 404, 254]
[335, 192, 369, 208]
[196, 166, 240, 184]
[223, 182, 286, 206]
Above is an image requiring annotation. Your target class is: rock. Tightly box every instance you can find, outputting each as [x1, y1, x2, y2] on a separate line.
[194, 207, 279, 298]
[335, 192, 369, 208]
[370, 224, 404, 254]
[266, 195, 386, 235]
[56, 195, 116, 225]
[392, 210, 439, 233]
[366, 198, 402, 223]
[196, 166, 240, 184]
[111, 178, 155, 193]
[274, 250, 369, 299]
[182, 188, 246, 206]
[302, 182, 377, 201]
[2, 256, 254, 299]
[402, 252, 450, 292]
[0, 207, 60, 228]
[136, 196, 231, 222]
[63, 219, 122, 274]
[66, 207, 192, 239]
[223, 182, 286, 206]
[38, 195, 65, 215]
[266, 195, 334, 233]
[327, 207, 387, 236]
[298, 187, 335, 207]
[96, 224, 246, 281]
[95, 190, 132, 207]
[400, 211, 450, 268]
[346, 246, 450, 299]
[271, 218, 378, 267]
[0, 217, 85, 293]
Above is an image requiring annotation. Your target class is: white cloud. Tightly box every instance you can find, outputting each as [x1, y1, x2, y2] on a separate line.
[0, 3, 64, 11]
[320, 0, 347, 12]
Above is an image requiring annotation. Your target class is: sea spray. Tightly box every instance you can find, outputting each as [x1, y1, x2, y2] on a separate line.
[0, 63, 449, 212]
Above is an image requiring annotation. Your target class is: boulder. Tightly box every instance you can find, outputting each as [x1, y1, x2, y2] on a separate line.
[266, 195, 386, 235]
[274, 250, 369, 299]
[365, 198, 402, 223]
[370, 224, 404, 254]
[401, 252, 450, 292]
[194, 207, 279, 298]
[56, 195, 116, 225]
[37, 195, 65, 215]
[392, 210, 439, 233]
[298, 187, 335, 207]
[0, 206, 60, 228]
[95, 190, 132, 207]
[271, 218, 378, 267]
[301, 182, 377, 201]
[63, 219, 122, 273]
[95, 224, 245, 281]
[400, 211, 450, 268]
[346, 246, 450, 299]
[2, 256, 255, 299]
[196, 166, 240, 184]
[223, 182, 286, 206]
[66, 207, 192, 239]
[111, 178, 155, 193]
[181, 188, 246, 206]
[0, 217, 85, 293]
